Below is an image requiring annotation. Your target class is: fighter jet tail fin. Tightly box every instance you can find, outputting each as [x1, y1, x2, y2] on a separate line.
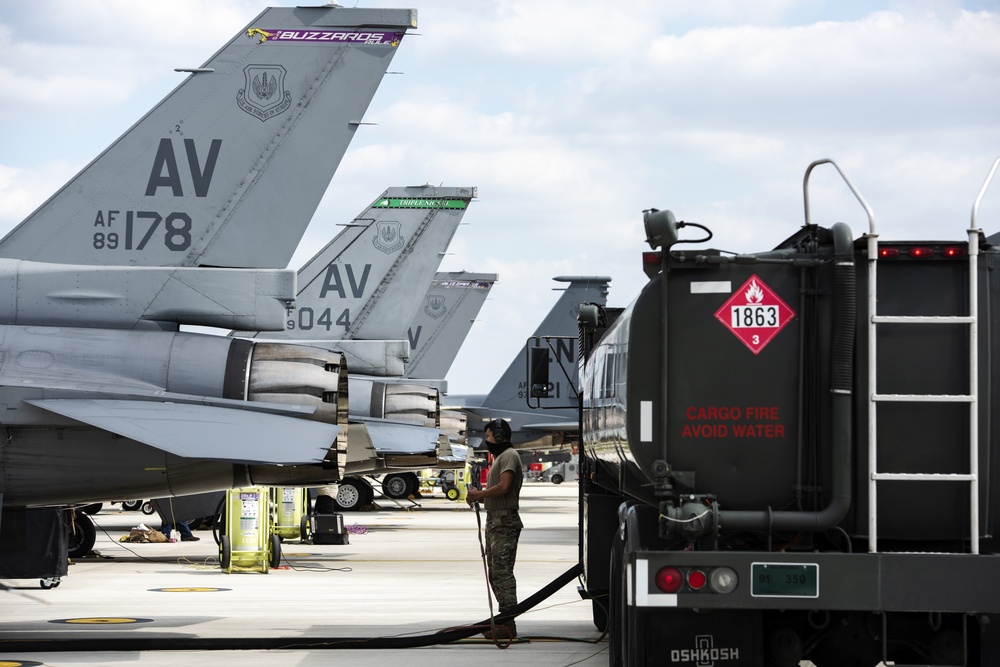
[0, 6, 417, 270]
[236, 185, 477, 342]
[482, 276, 611, 414]
[404, 271, 497, 382]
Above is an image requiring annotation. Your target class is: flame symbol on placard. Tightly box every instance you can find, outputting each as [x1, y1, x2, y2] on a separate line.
[744, 279, 765, 304]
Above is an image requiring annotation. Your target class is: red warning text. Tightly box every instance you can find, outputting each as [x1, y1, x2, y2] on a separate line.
[681, 405, 785, 439]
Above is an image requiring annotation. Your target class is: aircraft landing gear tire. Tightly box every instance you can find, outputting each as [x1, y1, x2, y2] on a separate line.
[382, 474, 410, 499]
[68, 512, 97, 559]
[121, 500, 143, 512]
[141, 501, 156, 515]
[335, 478, 372, 511]
[40, 577, 61, 589]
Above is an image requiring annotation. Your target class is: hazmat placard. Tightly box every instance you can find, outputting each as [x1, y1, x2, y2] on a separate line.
[714, 275, 795, 354]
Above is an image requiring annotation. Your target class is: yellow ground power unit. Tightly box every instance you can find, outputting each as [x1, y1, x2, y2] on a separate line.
[219, 487, 280, 573]
[271, 487, 310, 542]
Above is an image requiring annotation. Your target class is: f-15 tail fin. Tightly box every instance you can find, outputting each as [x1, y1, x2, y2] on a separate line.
[0, 6, 416, 269]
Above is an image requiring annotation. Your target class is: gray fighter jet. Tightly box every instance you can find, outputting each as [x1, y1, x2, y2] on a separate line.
[0, 5, 417, 555]
[236, 187, 480, 507]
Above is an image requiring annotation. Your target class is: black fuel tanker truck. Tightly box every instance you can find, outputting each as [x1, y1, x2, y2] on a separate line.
[556, 158, 1000, 666]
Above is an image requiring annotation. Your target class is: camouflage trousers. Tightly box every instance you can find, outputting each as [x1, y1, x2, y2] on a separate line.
[485, 511, 523, 614]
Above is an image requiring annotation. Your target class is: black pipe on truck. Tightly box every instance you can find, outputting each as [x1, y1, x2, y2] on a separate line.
[716, 222, 855, 533]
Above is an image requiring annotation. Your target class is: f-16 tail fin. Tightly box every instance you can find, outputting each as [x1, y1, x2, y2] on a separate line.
[238, 185, 476, 342]
[0, 6, 416, 269]
[404, 271, 497, 382]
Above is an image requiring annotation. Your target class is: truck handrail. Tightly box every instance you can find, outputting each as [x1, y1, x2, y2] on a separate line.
[971, 156, 1000, 231]
[803, 158, 876, 235]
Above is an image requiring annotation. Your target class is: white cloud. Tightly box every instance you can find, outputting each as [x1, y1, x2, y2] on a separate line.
[2, 0, 998, 395]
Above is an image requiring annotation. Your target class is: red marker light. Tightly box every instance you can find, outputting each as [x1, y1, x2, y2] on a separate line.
[687, 570, 707, 590]
[879, 247, 900, 258]
[942, 246, 967, 258]
[655, 567, 683, 593]
[908, 246, 933, 258]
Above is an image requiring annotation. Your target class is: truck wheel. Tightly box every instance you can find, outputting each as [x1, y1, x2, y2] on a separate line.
[551, 474, 564, 485]
[608, 530, 626, 667]
[121, 500, 143, 512]
[68, 512, 97, 559]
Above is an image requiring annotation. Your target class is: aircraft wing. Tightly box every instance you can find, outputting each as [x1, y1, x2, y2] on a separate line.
[26, 399, 339, 465]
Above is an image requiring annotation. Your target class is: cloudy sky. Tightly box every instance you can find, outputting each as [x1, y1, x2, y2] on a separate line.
[2, 0, 999, 395]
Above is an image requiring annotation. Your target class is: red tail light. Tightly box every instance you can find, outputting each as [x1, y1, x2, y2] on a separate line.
[942, 246, 967, 258]
[655, 566, 683, 593]
[908, 246, 933, 258]
[686, 570, 707, 590]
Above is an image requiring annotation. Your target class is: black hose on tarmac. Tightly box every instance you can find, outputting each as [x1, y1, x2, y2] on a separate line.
[0, 562, 584, 652]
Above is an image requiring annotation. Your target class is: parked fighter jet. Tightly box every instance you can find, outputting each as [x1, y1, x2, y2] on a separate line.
[404, 272, 497, 469]
[234, 187, 478, 507]
[0, 5, 417, 557]
[449, 276, 611, 451]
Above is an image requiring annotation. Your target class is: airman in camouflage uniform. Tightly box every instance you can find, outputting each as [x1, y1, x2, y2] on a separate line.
[466, 418, 523, 639]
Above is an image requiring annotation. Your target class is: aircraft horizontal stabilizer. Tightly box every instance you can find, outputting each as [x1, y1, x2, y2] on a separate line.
[26, 399, 339, 465]
[350, 417, 440, 456]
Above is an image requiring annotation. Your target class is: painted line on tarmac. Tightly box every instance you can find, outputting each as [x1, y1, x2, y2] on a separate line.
[149, 587, 231, 593]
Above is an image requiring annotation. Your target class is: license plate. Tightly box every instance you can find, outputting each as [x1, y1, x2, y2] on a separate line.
[751, 562, 819, 598]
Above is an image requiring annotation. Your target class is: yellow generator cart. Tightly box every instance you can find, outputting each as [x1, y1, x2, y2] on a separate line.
[219, 487, 280, 573]
[271, 487, 311, 542]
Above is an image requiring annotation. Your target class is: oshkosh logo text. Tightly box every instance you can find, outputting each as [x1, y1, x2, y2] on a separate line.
[670, 635, 740, 666]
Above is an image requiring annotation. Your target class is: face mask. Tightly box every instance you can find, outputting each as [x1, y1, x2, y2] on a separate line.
[487, 440, 511, 457]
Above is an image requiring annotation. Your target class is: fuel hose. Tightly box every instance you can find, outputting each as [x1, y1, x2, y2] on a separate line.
[0, 562, 584, 652]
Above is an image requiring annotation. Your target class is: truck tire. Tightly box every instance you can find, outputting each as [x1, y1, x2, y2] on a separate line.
[608, 530, 626, 667]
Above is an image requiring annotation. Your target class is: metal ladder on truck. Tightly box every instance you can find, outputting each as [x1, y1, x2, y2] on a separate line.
[864, 158, 1000, 556]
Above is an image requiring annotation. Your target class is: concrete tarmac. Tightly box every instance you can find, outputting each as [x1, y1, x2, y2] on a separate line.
[0, 482, 608, 667]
